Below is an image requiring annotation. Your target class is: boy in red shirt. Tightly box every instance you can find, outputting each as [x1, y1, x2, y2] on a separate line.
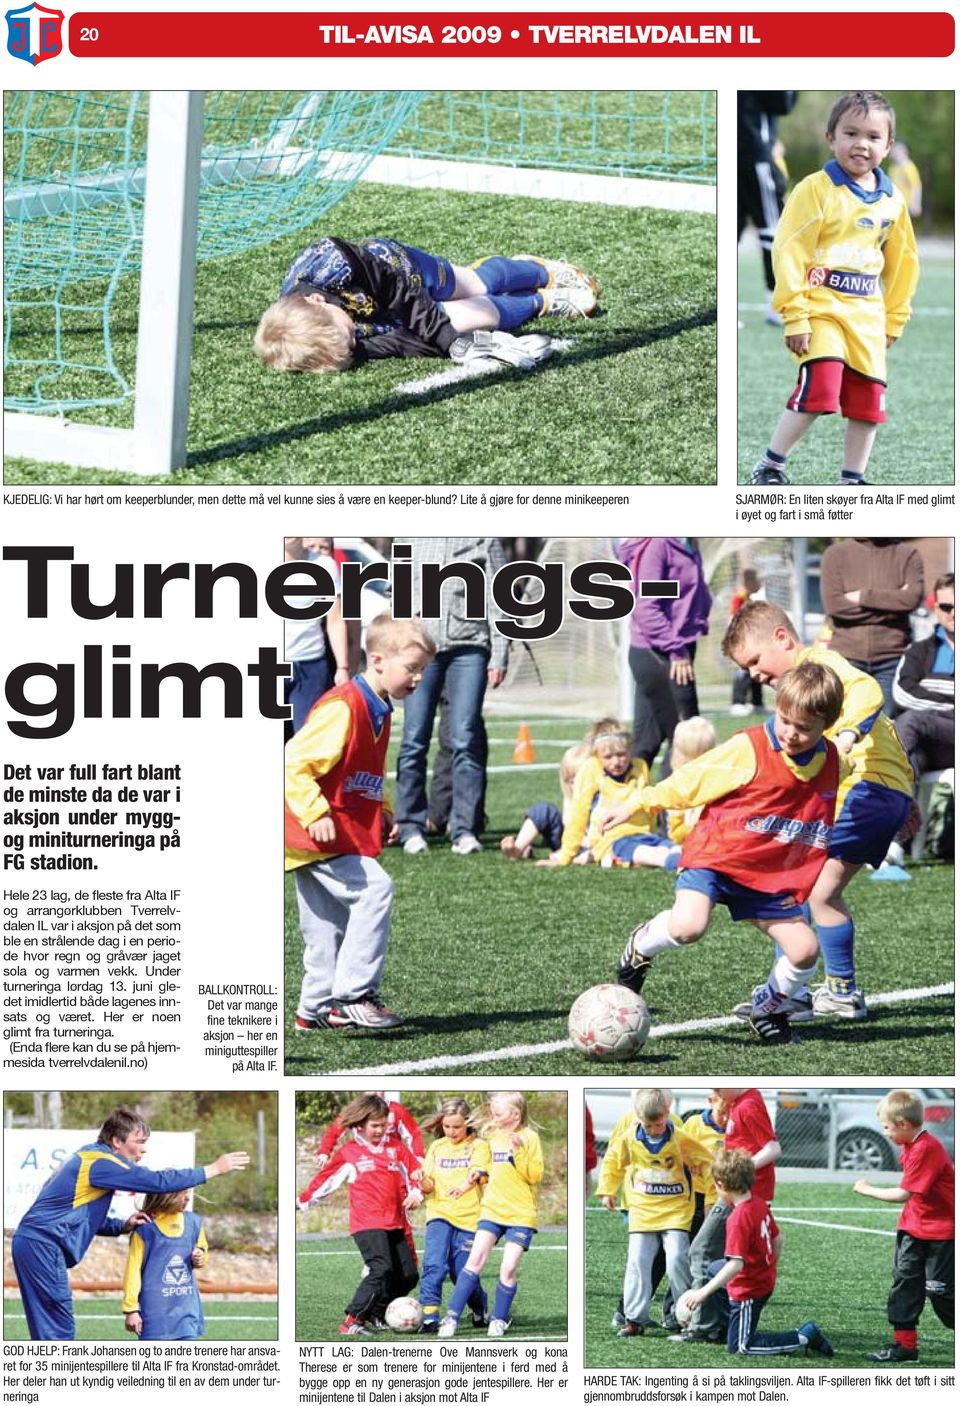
[674, 1088, 781, 1344]
[683, 1149, 833, 1358]
[286, 614, 436, 1031]
[854, 1089, 955, 1363]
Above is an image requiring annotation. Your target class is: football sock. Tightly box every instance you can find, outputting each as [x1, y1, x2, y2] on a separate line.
[815, 920, 856, 992]
[663, 849, 681, 873]
[485, 291, 544, 331]
[472, 255, 547, 295]
[445, 1268, 481, 1321]
[633, 909, 684, 958]
[759, 447, 789, 470]
[895, 1328, 918, 1350]
[770, 954, 818, 997]
[493, 1280, 518, 1322]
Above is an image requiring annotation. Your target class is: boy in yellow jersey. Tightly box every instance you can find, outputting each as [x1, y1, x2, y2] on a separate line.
[539, 727, 677, 870]
[723, 600, 914, 1020]
[598, 1090, 714, 1336]
[604, 663, 845, 1045]
[439, 1093, 543, 1339]
[751, 91, 918, 488]
[417, 1098, 491, 1333]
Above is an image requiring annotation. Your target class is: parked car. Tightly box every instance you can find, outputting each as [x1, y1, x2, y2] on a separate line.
[774, 1089, 955, 1172]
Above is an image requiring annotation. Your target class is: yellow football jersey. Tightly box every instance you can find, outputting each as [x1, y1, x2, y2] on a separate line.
[773, 161, 918, 381]
[480, 1128, 543, 1228]
[557, 756, 655, 865]
[421, 1136, 491, 1231]
[798, 645, 913, 801]
[597, 1119, 713, 1233]
[681, 1109, 726, 1210]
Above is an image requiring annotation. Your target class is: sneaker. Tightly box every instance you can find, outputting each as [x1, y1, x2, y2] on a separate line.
[667, 1327, 724, 1344]
[801, 1321, 834, 1357]
[750, 462, 790, 486]
[867, 1344, 919, 1363]
[437, 1317, 458, 1339]
[294, 1013, 325, 1031]
[419, 1320, 439, 1335]
[403, 834, 429, 856]
[515, 254, 600, 296]
[488, 1318, 510, 1337]
[729, 703, 753, 716]
[367, 1316, 389, 1332]
[471, 1311, 490, 1330]
[811, 985, 868, 1021]
[339, 1316, 370, 1336]
[838, 475, 872, 487]
[611, 1307, 627, 1329]
[748, 1010, 799, 1045]
[538, 284, 598, 319]
[451, 833, 482, 856]
[617, 923, 654, 994]
[661, 1317, 681, 1334]
[317, 995, 404, 1030]
[617, 1322, 644, 1337]
[732, 988, 814, 1024]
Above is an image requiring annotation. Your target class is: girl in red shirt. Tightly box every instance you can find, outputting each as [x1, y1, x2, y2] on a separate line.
[298, 1094, 423, 1336]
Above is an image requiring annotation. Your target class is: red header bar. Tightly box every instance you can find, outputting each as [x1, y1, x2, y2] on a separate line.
[68, 12, 955, 58]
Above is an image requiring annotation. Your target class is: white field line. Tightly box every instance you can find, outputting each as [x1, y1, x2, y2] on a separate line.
[775, 1215, 895, 1238]
[298, 1245, 566, 1256]
[326, 981, 954, 1077]
[361, 152, 716, 214]
[739, 301, 951, 317]
[586, 1204, 900, 1214]
[386, 761, 557, 778]
[3, 1311, 276, 1320]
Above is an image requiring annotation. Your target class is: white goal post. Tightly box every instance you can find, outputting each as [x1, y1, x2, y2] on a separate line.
[4, 91, 204, 476]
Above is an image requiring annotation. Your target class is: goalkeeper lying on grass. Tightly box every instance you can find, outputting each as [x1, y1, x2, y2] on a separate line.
[253, 236, 598, 374]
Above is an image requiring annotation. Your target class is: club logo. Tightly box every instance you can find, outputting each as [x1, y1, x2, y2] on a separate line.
[161, 1253, 191, 1287]
[807, 265, 827, 287]
[6, 1, 63, 63]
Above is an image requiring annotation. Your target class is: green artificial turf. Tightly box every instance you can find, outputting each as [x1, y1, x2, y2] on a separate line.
[285, 713, 954, 1079]
[585, 1179, 954, 1368]
[296, 1228, 567, 1340]
[737, 245, 954, 484]
[5, 182, 716, 486]
[1, 1298, 277, 1341]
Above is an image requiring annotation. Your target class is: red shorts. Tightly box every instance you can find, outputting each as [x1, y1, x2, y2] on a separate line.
[787, 358, 886, 424]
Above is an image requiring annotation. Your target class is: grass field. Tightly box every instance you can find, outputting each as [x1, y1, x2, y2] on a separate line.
[585, 1179, 954, 1368]
[296, 1227, 567, 1340]
[1, 1297, 278, 1340]
[737, 243, 954, 484]
[5, 182, 716, 486]
[284, 711, 955, 1078]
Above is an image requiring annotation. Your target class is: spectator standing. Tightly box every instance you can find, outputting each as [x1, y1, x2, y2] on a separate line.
[615, 538, 712, 775]
[819, 539, 924, 714]
[396, 539, 510, 856]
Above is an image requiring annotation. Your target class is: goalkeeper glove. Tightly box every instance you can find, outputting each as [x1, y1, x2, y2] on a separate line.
[449, 329, 537, 371]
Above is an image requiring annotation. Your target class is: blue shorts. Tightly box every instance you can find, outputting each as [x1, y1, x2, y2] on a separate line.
[676, 867, 805, 923]
[525, 801, 564, 852]
[477, 1220, 536, 1250]
[611, 833, 680, 869]
[830, 781, 911, 867]
[397, 242, 456, 301]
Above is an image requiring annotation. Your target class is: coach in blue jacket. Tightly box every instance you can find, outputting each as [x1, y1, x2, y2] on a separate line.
[12, 1105, 249, 1339]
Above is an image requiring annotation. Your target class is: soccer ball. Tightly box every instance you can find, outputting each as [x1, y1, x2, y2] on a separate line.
[385, 1296, 424, 1332]
[568, 983, 650, 1061]
[675, 1290, 697, 1328]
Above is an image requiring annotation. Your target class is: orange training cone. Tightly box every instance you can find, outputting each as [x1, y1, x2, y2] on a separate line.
[513, 723, 536, 765]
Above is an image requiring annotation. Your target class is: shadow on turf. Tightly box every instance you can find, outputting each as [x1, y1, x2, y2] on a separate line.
[182, 307, 718, 470]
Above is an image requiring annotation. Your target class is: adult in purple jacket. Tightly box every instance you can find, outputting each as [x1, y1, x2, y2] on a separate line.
[615, 538, 713, 774]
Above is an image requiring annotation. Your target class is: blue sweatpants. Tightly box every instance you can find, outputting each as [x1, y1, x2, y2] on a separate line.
[12, 1234, 75, 1340]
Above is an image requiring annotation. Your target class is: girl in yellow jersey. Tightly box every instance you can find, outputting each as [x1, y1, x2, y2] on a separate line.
[417, 1098, 492, 1333]
[438, 1093, 544, 1339]
[751, 91, 919, 489]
